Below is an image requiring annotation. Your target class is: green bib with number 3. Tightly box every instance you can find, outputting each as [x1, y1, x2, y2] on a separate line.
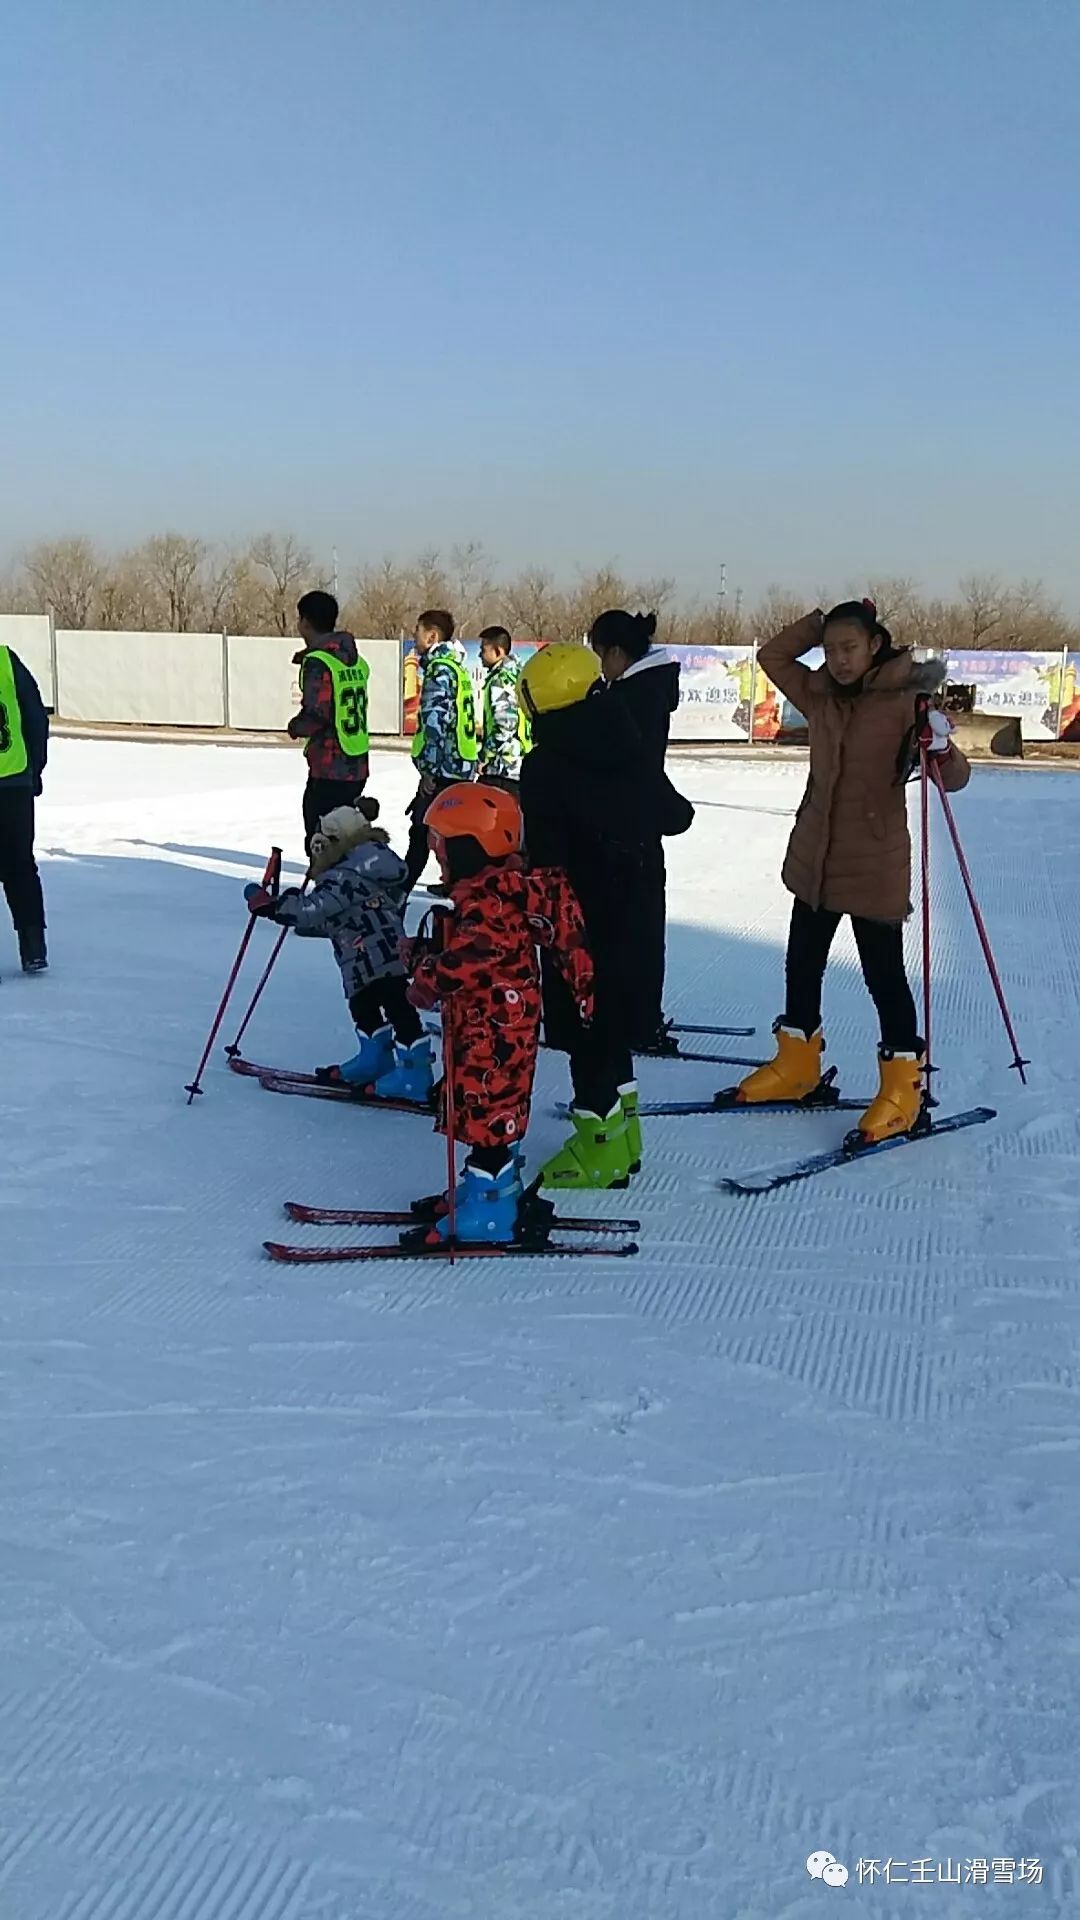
[305, 651, 370, 758]
[0, 647, 29, 780]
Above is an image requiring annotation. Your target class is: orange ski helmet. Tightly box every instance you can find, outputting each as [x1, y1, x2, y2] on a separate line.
[424, 781, 522, 862]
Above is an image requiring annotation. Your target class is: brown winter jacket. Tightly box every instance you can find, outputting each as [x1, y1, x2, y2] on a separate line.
[760, 613, 971, 923]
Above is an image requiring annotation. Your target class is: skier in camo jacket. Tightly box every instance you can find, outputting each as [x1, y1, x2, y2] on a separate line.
[478, 626, 530, 791]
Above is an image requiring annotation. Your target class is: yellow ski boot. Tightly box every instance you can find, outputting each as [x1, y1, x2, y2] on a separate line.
[735, 1022, 825, 1105]
[854, 1047, 926, 1144]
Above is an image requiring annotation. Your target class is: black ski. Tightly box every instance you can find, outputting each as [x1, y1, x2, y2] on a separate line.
[264, 1237, 639, 1265]
[719, 1106, 997, 1195]
[664, 1020, 756, 1039]
[635, 1094, 868, 1116]
[284, 1201, 639, 1233]
[259, 1074, 433, 1116]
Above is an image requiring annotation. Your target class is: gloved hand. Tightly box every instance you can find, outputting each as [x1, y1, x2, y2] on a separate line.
[407, 974, 440, 1011]
[244, 884, 295, 918]
[927, 710, 953, 755]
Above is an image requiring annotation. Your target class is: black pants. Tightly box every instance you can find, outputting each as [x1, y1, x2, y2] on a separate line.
[569, 1026, 635, 1119]
[631, 838, 667, 1047]
[348, 975, 424, 1048]
[784, 898, 919, 1052]
[303, 776, 367, 853]
[404, 774, 458, 891]
[0, 788, 46, 943]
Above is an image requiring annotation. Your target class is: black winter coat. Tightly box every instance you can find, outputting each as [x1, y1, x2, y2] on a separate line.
[598, 647, 680, 771]
[521, 695, 679, 1053]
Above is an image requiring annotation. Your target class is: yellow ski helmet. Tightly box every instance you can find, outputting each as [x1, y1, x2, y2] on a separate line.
[519, 644, 601, 718]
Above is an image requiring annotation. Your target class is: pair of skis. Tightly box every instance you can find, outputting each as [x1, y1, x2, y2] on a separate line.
[227, 1055, 433, 1115]
[265, 1199, 640, 1265]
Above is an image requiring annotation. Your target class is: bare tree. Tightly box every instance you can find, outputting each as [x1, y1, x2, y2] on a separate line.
[347, 558, 415, 638]
[449, 540, 497, 636]
[750, 585, 808, 639]
[139, 533, 206, 631]
[958, 573, 1005, 649]
[21, 537, 102, 628]
[247, 533, 316, 635]
[503, 567, 562, 641]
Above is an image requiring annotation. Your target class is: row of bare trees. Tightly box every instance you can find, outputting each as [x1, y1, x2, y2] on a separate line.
[2, 535, 1077, 653]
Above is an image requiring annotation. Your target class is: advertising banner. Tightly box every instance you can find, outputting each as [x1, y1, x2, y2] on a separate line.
[666, 646, 754, 740]
[1055, 654, 1080, 740]
[943, 650, 1064, 741]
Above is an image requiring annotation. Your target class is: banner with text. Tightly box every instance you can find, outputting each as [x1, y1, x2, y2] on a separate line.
[943, 650, 1065, 741]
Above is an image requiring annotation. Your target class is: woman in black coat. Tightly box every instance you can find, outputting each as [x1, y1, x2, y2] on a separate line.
[519, 644, 692, 1190]
[589, 609, 681, 1051]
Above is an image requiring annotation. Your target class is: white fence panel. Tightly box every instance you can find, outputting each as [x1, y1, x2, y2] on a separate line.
[55, 630, 226, 726]
[362, 638, 404, 734]
[226, 634, 300, 732]
[0, 614, 55, 706]
[226, 634, 403, 734]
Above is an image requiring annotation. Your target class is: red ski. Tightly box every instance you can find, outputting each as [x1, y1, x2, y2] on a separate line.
[283, 1200, 640, 1232]
[258, 1074, 433, 1116]
[264, 1237, 638, 1265]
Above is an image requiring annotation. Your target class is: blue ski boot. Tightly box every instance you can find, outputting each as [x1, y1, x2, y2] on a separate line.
[410, 1142, 526, 1224]
[373, 1036, 435, 1104]
[418, 1160, 523, 1246]
[316, 1024, 395, 1088]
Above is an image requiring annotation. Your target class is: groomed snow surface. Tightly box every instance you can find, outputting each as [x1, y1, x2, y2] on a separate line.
[3, 739, 1078, 1920]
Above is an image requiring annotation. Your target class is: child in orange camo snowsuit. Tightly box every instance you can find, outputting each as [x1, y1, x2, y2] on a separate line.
[406, 858, 593, 1164]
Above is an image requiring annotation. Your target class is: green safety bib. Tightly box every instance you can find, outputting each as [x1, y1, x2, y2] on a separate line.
[411, 656, 479, 764]
[0, 647, 29, 780]
[482, 667, 532, 753]
[305, 650, 370, 758]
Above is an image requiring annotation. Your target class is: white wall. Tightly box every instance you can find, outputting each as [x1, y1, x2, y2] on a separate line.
[0, 613, 55, 705]
[226, 634, 402, 734]
[55, 630, 226, 726]
[226, 634, 301, 732]
[362, 638, 404, 734]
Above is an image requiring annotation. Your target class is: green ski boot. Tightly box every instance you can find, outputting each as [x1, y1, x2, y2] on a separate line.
[619, 1080, 642, 1175]
[539, 1105, 633, 1191]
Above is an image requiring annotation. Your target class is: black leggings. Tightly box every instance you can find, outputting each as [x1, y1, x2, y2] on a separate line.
[784, 898, 919, 1052]
[569, 1027, 635, 1119]
[404, 775, 458, 890]
[0, 789, 46, 940]
[348, 975, 424, 1047]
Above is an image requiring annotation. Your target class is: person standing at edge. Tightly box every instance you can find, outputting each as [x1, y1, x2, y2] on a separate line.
[404, 609, 478, 893]
[288, 590, 370, 851]
[0, 641, 50, 975]
[589, 609, 681, 1051]
[735, 598, 971, 1142]
[478, 626, 530, 794]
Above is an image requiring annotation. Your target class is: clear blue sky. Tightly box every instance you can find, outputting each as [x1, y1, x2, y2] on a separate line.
[2, 0, 1077, 603]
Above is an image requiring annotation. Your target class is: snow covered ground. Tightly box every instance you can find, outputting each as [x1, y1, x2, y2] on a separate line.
[2, 737, 1078, 1919]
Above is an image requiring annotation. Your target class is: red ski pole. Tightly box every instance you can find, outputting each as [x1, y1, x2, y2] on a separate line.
[442, 999, 458, 1265]
[224, 874, 309, 1061]
[927, 754, 1029, 1084]
[185, 847, 281, 1103]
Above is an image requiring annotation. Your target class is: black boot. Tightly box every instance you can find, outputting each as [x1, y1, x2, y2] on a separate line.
[19, 928, 48, 974]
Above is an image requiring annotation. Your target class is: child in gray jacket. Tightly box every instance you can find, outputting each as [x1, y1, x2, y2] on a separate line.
[244, 803, 434, 1098]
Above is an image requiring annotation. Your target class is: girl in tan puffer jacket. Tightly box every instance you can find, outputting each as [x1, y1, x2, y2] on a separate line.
[735, 598, 970, 1142]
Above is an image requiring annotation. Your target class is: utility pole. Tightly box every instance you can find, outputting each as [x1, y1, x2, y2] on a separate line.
[332, 547, 339, 596]
[718, 562, 727, 608]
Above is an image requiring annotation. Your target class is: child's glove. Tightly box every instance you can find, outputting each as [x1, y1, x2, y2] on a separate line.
[244, 884, 277, 916]
[407, 975, 440, 1012]
[926, 710, 953, 755]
